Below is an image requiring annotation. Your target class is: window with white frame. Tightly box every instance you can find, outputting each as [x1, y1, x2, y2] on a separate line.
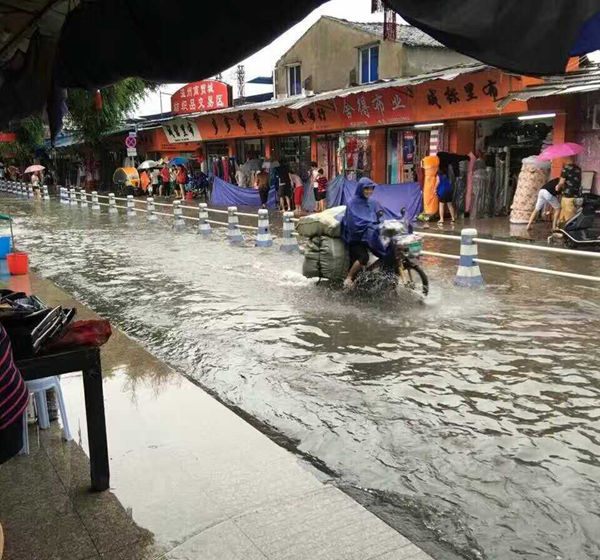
[359, 45, 379, 84]
[287, 64, 302, 96]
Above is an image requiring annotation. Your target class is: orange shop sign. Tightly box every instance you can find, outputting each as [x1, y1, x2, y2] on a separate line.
[171, 80, 233, 115]
[0, 132, 16, 142]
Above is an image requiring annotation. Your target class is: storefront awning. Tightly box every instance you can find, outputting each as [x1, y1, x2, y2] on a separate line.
[288, 63, 488, 110]
[498, 64, 600, 108]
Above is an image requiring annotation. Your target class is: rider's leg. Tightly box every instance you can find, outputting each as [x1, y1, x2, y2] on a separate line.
[345, 260, 362, 283]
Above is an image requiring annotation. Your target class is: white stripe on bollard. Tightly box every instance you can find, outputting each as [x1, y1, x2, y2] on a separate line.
[126, 195, 136, 218]
[280, 212, 299, 252]
[198, 203, 211, 236]
[455, 228, 484, 287]
[79, 189, 88, 208]
[91, 191, 100, 211]
[173, 200, 185, 231]
[256, 208, 273, 247]
[147, 197, 157, 221]
[108, 193, 118, 215]
[227, 206, 244, 244]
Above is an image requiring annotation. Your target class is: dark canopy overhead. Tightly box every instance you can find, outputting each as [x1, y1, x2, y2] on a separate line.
[386, 0, 600, 76]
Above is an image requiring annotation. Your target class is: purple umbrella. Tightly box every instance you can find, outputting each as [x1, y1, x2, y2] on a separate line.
[538, 142, 583, 161]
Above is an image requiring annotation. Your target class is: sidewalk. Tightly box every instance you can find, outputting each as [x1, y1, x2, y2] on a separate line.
[0, 273, 432, 560]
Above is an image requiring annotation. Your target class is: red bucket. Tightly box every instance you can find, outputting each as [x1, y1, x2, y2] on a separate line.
[7, 252, 29, 275]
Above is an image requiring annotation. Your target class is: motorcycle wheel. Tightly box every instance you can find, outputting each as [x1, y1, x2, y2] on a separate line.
[401, 261, 429, 297]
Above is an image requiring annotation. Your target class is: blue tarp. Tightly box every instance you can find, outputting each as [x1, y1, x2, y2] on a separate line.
[211, 177, 277, 208]
[301, 178, 316, 213]
[326, 175, 423, 222]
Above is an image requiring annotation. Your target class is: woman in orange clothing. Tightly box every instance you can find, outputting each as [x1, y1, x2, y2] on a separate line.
[421, 154, 440, 218]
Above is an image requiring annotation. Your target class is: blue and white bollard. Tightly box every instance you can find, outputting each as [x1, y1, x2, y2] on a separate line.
[27, 184, 34, 198]
[455, 228, 484, 287]
[173, 200, 185, 231]
[108, 193, 118, 215]
[91, 191, 100, 211]
[280, 212, 300, 253]
[146, 197, 157, 221]
[69, 188, 78, 205]
[256, 209, 273, 247]
[20, 182, 26, 196]
[227, 206, 244, 244]
[42, 185, 50, 201]
[126, 195, 136, 218]
[79, 189, 88, 208]
[198, 203, 211, 236]
[59, 187, 67, 203]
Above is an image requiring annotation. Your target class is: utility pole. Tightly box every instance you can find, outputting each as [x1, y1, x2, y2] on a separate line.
[236, 65, 245, 102]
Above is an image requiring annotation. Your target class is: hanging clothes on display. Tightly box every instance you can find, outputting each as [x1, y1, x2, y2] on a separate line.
[421, 154, 440, 217]
[510, 156, 551, 224]
[453, 160, 469, 217]
[469, 158, 489, 220]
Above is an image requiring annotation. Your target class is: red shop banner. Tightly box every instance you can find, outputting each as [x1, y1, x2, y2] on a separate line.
[171, 80, 233, 115]
[336, 87, 415, 127]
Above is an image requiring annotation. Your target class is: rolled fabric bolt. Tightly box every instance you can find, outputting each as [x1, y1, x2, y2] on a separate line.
[455, 228, 484, 287]
[42, 185, 50, 201]
[173, 200, 185, 231]
[227, 206, 244, 244]
[79, 189, 88, 207]
[126, 195, 136, 218]
[280, 211, 300, 252]
[108, 193, 118, 215]
[256, 208, 273, 247]
[147, 197, 157, 221]
[198, 203, 211, 236]
[91, 191, 100, 211]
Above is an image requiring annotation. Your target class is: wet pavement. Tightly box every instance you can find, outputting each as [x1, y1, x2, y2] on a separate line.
[0, 274, 430, 560]
[1, 195, 600, 560]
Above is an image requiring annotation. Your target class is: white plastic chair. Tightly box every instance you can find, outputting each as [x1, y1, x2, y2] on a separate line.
[21, 376, 72, 455]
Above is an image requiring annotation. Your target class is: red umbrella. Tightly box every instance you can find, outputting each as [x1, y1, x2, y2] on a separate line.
[538, 142, 583, 161]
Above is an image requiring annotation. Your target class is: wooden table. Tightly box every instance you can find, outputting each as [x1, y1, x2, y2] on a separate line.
[16, 346, 109, 491]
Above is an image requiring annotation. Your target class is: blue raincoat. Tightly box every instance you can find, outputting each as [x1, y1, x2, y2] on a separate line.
[342, 178, 387, 257]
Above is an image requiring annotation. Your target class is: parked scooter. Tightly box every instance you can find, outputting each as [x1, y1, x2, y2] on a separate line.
[551, 193, 600, 250]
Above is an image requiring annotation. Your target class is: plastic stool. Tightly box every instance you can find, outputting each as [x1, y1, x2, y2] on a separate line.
[21, 376, 72, 455]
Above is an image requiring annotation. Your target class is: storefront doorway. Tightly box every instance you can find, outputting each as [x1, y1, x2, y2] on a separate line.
[272, 135, 311, 178]
[387, 128, 432, 184]
[317, 134, 341, 180]
[342, 130, 371, 181]
[236, 138, 265, 164]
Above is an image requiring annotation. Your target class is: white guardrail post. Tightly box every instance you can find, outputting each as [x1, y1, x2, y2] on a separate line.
[256, 209, 273, 248]
[147, 197, 157, 221]
[79, 189, 88, 208]
[69, 188, 78, 205]
[198, 203, 211, 236]
[108, 193, 118, 215]
[42, 184, 50, 201]
[127, 195, 136, 218]
[227, 206, 244, 244]
[173, 200, 185, 231]
[280, 212, 299, 252]
[27, 184, 34, 198]
[91, 191, 100, 211]
[455, 228, 484, 287]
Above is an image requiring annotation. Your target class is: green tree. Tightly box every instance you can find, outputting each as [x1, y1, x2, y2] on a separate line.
[66, 78, 152, 150]
[0, 116, 45, 165]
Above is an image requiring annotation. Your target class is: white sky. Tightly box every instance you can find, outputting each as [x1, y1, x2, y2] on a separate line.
[135, 0, 381, 117]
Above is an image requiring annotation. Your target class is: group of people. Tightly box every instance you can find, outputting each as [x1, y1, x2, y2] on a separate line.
[140, 164, 187, 199]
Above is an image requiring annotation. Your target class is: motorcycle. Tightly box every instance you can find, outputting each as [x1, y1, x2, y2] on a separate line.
[550, 193, 600, 251]
[353, 219, 429, 297]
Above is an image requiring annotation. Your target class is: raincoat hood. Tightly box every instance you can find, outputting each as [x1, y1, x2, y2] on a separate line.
[343, 178, 383, 247]
[355, 177, 377, 200]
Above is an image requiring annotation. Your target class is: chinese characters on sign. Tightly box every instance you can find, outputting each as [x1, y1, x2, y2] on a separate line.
[171, 80, 232, 115]
[423, 76, 502, 111]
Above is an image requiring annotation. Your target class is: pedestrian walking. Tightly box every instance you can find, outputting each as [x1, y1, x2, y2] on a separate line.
[160, 164, 171, 197]
[150, 166, 160, 197]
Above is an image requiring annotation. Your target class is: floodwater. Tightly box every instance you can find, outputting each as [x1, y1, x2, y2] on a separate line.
[3, 196, 600, 560]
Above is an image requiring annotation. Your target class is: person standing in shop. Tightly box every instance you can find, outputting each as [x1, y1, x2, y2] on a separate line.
[255, 169, 270, 209]
[316, 169, 328, 212]
[175, 165, 187, 200]
[160, 163, 171, 197]
[290, 171, 304, 211]
[436, 167, 456, 224]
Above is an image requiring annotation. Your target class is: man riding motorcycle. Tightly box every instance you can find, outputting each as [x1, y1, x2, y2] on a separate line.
[342, 177, 388, 289]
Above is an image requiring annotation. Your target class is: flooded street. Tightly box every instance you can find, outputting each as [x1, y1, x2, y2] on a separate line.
[4, 196, 600, 560]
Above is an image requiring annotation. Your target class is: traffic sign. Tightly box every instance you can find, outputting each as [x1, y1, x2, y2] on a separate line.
[125, 135, 137, 149]
[127, 147, 137, 157]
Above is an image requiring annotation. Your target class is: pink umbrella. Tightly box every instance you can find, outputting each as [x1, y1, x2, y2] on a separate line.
[24, 164, 45, 173]
[538, 143, 583, 161]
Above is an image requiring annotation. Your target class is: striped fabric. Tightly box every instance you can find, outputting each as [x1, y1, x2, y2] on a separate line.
[0, 325, 29, 430]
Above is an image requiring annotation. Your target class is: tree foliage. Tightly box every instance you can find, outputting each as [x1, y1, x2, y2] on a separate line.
[0, 115, 45, 164]
[66, 78, 153, 149]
